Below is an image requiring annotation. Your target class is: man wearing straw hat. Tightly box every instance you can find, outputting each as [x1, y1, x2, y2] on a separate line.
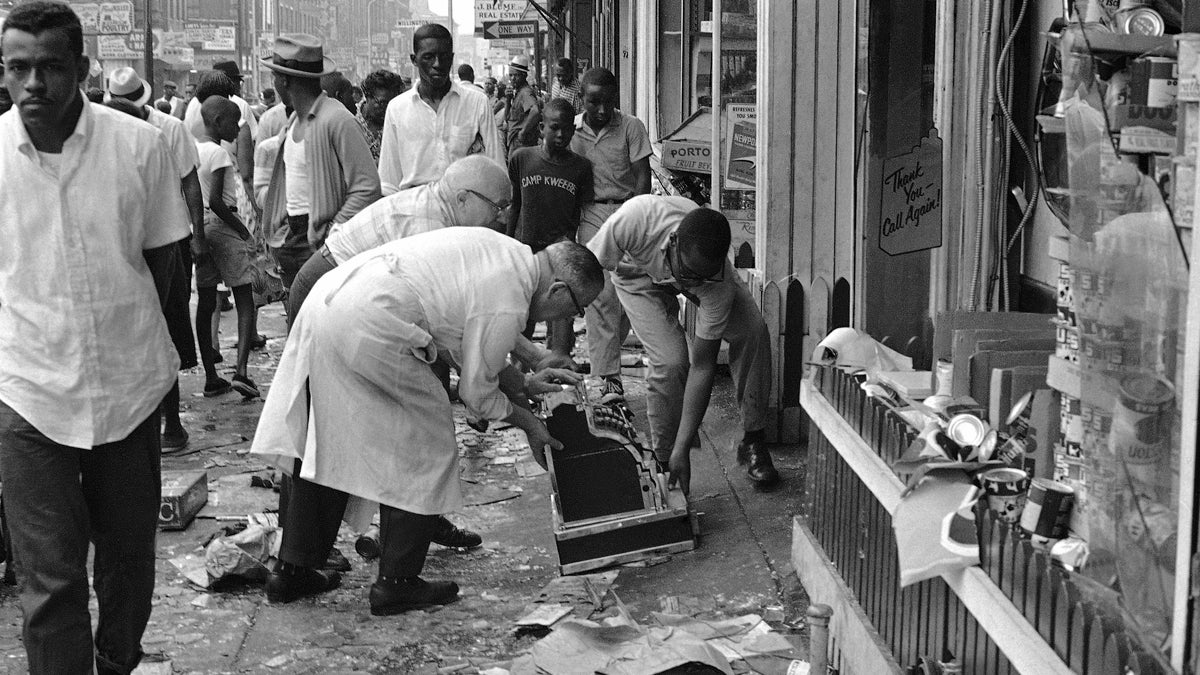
[259, 34, 380, 303]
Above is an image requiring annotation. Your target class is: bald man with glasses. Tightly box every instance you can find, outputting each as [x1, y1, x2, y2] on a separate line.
[586, 195, 781, 495]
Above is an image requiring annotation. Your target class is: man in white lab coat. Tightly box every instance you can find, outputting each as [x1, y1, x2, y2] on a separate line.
[251, 228, 604, 614]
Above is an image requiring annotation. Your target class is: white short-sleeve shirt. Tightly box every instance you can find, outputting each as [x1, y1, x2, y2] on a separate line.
[0, 102, 191, 447]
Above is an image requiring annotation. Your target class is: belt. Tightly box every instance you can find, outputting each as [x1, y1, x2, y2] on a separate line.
[319, 245, 336, 265]
[593, 199, 628, 205]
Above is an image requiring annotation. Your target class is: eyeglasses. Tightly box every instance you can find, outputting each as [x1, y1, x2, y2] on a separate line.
[666, 234, 725, 284]
[465, 189, 510, 217]
[556, 278, 586, 317]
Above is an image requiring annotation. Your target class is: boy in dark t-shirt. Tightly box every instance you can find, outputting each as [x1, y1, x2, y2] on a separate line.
[508, 98, 594, 356]
[507, 98, 595, 253]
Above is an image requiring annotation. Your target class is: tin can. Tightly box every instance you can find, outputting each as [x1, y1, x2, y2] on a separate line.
[1121, 7, 1166, 36]
[946, 414, 987, 448]
[1020, 478, 1075, 539]
[981, 467, 1029, 524]
[1108, 373, 1174, 473]
[355, 525, 381, 560]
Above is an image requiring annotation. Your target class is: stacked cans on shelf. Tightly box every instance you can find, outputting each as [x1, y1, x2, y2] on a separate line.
[1054, 261, 1079, 363]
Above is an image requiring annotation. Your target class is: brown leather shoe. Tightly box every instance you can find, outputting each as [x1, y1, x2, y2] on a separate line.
[736, 440, 781, 487]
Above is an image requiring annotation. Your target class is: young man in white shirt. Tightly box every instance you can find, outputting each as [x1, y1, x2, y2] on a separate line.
[0, 4, 190, 672]
[377, 23, 504, 194]
[587, 196, 780, 493]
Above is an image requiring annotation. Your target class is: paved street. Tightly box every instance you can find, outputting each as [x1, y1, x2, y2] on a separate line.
[0, 303, 808, 674]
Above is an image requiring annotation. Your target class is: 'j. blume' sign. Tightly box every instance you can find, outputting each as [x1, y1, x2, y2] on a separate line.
[879, 131, 943, 256]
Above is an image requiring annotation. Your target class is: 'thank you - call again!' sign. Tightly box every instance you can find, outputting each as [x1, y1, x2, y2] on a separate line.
[879, 131, 943, 256]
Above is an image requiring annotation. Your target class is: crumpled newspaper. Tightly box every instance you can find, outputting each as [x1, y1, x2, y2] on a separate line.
[170, 518, 280, 588]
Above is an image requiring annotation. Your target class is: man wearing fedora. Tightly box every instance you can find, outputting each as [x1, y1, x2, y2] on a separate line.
[260, 34, 380, 304]
[505, 54, 540, 152]
[107, 66, 206, 453]
[377, 23, 503, 195]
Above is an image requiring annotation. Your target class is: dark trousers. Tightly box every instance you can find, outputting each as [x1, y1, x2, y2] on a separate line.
[273, 213, 315, 312]
[285, 247, 337, 330]
[278, 459, 438, 579]
[0, 400, 161, 675]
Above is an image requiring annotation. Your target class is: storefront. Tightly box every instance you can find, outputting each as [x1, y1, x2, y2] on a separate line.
[755, 0, 1200, 671]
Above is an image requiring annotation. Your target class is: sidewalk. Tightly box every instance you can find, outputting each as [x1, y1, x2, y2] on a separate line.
[0, 303, 809, 674]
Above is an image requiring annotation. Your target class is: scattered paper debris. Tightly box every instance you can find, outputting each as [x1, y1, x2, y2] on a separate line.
[515, 603, 574, 630]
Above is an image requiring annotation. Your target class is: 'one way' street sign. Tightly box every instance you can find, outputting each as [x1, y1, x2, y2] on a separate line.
[482, 20, 538, 40]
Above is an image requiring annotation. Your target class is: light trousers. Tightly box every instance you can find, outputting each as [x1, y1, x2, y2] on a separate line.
[610, 271, 772, 456]
[577, 203, 630, 378]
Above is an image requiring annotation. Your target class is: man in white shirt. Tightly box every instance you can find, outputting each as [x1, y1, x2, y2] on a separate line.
[251, 229, 603, 613]
[0, 4, 190, 673]
[153, 79, 182, 116]
[587, 196, 780, 494]
[106, 66, 207, 452]
[377, 23, 504, 194]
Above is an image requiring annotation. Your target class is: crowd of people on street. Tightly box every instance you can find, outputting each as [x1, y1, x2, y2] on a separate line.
[0, 1, 783, 672]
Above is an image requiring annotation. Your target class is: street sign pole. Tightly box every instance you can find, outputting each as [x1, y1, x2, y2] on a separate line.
[534, 28, 542, 87]
[144, 0, 154, 88]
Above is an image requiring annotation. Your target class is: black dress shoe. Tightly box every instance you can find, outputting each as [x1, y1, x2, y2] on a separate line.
[322, 546, 352, 572]
[265, 563, 342, 603]
[369, 576, 459, 616]
[429, 516, 482, 549]
[736, 440, 781, 487]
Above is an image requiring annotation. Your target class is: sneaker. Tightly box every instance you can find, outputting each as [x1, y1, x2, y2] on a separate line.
[203, 377, 232, 397]
[429, 516, 483, 549]
[161, 428, 189, 453]
[599, 377, 625, 405]
[232, 374, 260, 399]
[369, 576, 459, 615]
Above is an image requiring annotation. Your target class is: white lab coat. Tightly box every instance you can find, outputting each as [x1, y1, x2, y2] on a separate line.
[250, 228, 538, 514]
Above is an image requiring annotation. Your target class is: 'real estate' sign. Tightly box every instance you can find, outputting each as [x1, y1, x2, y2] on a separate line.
[879, 131, 943, 256]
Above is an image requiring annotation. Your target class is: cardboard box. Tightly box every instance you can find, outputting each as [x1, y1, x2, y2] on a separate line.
[1119, 127, 1176, 155]
[160, 470, 208, 530]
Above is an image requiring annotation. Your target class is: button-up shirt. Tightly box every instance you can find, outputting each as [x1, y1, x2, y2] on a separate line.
[550, 78, 584, 114]
[145, 106, 199, 178]
[378, 82, 505, 194]
[0, 102, 191, 448]
[570, 110, 653, 201]
[587, 195, 736, 341]
[324, 183, 453, 264]
[355, 111, 382, 163]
